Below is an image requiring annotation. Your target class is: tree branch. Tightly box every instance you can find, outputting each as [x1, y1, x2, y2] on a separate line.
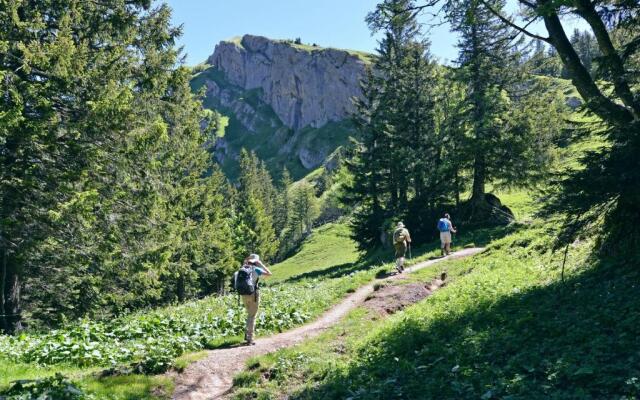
[541, 8, 634, 124]
[477, 0, 551, 42]
[573, 0, 640, 118]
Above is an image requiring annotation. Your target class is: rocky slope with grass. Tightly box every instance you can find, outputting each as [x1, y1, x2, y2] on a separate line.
[192, 35, 371, 179]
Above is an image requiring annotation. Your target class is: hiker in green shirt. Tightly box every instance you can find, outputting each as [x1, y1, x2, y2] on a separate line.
[393, 222, 411, 273]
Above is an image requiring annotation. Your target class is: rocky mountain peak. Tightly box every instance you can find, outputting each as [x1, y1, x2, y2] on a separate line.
[206, 34, 369, 131]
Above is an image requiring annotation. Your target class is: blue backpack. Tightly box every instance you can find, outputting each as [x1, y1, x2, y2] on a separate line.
[437, 218, 449, 232]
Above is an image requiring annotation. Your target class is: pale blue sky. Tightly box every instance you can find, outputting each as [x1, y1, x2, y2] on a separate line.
[163, 0, 589, 66]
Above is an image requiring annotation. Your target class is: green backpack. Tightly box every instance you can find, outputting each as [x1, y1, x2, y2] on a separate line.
[393, 228, 406, 244]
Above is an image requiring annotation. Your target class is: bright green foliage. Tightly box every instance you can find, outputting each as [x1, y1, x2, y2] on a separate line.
[289, 182, 319, 239]
[0, 373, 93, 400]
[273, 168, 293, 239]
[236, 150, 279, 261]
[0, 258, 377, 374]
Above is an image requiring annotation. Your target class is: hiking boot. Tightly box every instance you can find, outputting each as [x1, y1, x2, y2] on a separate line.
[245, 340, 256, 346]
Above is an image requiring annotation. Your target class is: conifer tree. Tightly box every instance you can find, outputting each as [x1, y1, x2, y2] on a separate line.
[446, 0, 559, 222]
[274, 168, 293, 238]
[236, 150, 279, 261]
[290, 182, 319, 238]
[347, 0, 447, 247]
[448, 0, 522, 215]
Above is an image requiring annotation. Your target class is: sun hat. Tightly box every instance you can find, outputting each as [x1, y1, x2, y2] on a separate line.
[397, 222, 404, 228]
[247, 254, 260, 263]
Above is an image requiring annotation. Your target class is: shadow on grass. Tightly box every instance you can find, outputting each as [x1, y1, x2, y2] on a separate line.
[204, 335, 244, 350]
[291, 257, 640, 399]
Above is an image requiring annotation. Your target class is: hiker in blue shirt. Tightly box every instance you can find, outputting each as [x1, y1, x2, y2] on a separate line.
[437, 213, 457, 256]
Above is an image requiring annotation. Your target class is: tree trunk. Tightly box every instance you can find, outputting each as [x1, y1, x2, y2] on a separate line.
[1, 249, 22, 334]
[177, 274, 185, 302]
[471, 152, 486, 205]
[572, 0, 639, 119]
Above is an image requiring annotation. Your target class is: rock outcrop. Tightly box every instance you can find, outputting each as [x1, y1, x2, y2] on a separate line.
[207, 35, 367, 131]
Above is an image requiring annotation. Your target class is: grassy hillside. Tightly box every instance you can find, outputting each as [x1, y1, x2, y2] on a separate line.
[0, 223, 368, 398]
[190, 66, 357, 181]
[0, 215, 506, 399]
[230, 217, 640, 399]
[269, 223, 360, 283]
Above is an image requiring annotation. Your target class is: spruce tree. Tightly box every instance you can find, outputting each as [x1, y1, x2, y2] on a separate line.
[447, 0, 559, 222]
[290, 182, 319, 238]
[236, 150, 279, 261]
[347, 0, 448, 247]
[274, 168, 293, 241]
[449, 0, 520, 215]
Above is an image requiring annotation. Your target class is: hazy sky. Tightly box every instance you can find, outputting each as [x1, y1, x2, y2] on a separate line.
[163, 0, 590, 66]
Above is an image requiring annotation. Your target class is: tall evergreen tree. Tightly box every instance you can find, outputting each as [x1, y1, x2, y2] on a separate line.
[445, 0, 559, 222]
[236, 150, 279, 261]
[448, 0, 523, 216]
[347, 0, 447, 248]
[290, 182, 319, 238]
[273, 167, 293, 238]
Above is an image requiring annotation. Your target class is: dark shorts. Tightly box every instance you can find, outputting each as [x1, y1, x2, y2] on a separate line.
[394, 241, 407, 258]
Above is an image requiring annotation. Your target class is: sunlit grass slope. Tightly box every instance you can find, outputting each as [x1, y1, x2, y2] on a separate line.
[269, 222, 360, 283]
[231, 219, 640, 400]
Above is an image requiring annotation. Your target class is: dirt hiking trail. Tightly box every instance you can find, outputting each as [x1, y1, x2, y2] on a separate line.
[171, 247, 485, 400]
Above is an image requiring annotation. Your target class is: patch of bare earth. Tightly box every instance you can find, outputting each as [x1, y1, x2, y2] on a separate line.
[365, 274, 446, 316]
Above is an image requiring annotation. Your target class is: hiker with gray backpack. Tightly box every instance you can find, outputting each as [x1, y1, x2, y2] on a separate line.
[437, 213, 457, 256]
[392, 222, 411, 273]
[233, 254, 272, 345]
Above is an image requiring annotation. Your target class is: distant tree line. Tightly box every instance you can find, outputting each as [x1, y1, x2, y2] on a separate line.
[528, 29, 602, 80]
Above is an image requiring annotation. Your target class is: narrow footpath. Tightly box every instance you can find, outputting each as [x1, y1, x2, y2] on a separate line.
[171, 247, 485, 400]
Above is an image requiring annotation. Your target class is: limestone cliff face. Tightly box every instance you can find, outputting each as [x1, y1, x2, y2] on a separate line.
[207, 35, 367, 131]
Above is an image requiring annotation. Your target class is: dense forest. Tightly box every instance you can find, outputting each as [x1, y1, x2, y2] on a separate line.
[1, 0, 638, 398]
[0, 1, 325, 334]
